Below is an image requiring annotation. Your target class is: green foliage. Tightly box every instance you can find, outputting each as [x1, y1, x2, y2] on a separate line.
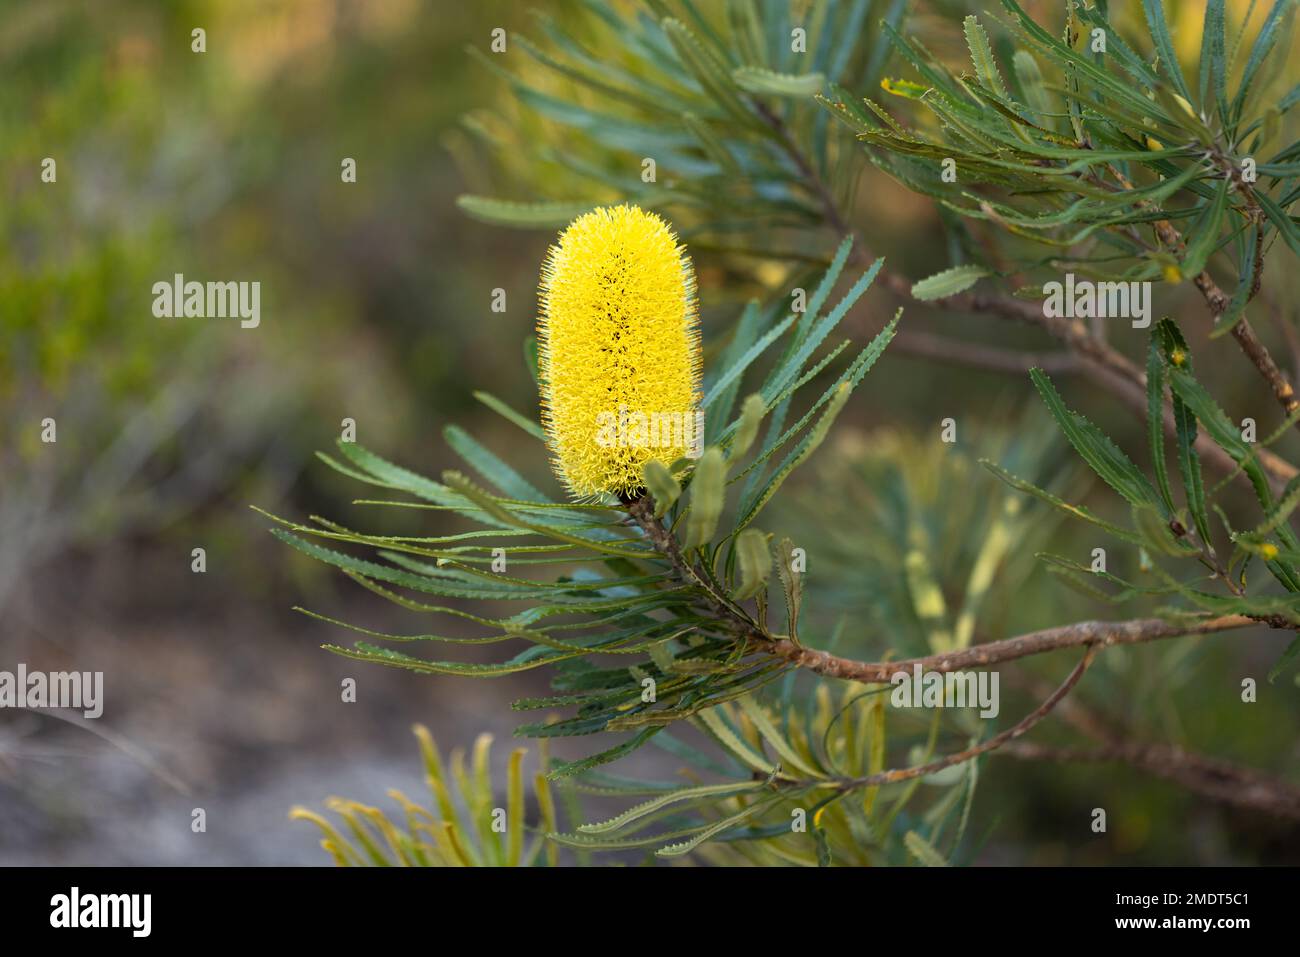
[280, 0, 1300, 865]
[269, 246, 959, 862]
[996, 318, 1300, 665]
[831, 0, 1299, 302]
[784, 405, 1078, 656]
[292, 725, 564, 866]
[553, 688, 975, 866]
[453, 0, 906, 265]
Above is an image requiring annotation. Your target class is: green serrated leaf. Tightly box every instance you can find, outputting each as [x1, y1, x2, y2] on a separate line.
[1030, 368, 1165, 514]
[776, 537, 802, 645]
[964, 16, 1009, 99]
[655, 800, 769, 857]
[576, 779, 765, 835]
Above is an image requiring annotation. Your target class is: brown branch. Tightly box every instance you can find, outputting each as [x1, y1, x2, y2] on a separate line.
[624, 498, 1291, 810]
[1000, 741, 1300, 821]
[760, 615, 1256, 684]
[627, 491, 1280, 689]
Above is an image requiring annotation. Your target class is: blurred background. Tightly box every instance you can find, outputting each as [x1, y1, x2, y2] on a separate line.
[2, 0, 1297, 865]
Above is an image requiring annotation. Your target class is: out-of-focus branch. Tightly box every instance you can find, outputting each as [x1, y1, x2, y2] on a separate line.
[1000, 741, 1300, 821]
[892, 329, 1080, 374]
[1000, 665, 1300, 821]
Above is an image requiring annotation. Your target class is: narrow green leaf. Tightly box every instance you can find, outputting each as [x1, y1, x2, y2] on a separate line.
[682, 112, 740, 175]
[456, 196, 593, 228]
[1268, 634, 1300, 682]
[904, 829, 950, 866]
[1199, 0, 1228, 122]
[473, 391, 545, 441]
[1012, 50, 1051, 117]
[1030, 369, 1165, 514]
[963, 16, 1009, 99]
[982, 461, 1146, 545]
[704, 314, 796, 409]
[1232, 0, 1295, 123]
[1143, 0, 1195, 103]
[1156, 321, 1213, 543]
[911, 264, 990, 301]
[684, 447, 726, 550]
[697, 707, 777, 774]
[524, 335, 539, 385]
[729, 393, 766, 461]
[738, 696, 820, 777]
[775, 537, 802, 644]
[642, 460, 682, 519]
[734, 527, 772, 600]
[655, 800, 769, 857]
[662, 18, 753, 125]
[733, 66, 826, 96]
[546, 728, 663, 780]
[576, 779, 766, 835]
[1177, 177, 1230, 279]
[1146, 338, 1176, 513]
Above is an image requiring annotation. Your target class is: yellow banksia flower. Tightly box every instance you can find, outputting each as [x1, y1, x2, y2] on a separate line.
[538, 204, 702, 499]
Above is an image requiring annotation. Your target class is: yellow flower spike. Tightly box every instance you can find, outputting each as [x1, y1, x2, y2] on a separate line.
[538, 204, 702, 499]
[1261, 542, 1280, 560]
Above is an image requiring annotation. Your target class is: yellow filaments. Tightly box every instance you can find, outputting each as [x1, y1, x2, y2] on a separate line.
[538, 204, 702, 499]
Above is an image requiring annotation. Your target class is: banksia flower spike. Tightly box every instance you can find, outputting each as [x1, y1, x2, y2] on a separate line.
[538, 204, 702, 499]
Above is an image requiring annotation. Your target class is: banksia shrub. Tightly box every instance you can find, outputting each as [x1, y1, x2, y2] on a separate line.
[277, 0, 1300, 868]
[537, 204, 701, 499]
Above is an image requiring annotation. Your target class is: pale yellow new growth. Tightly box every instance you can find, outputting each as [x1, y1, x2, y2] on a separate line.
[538, 204, 702, 498]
